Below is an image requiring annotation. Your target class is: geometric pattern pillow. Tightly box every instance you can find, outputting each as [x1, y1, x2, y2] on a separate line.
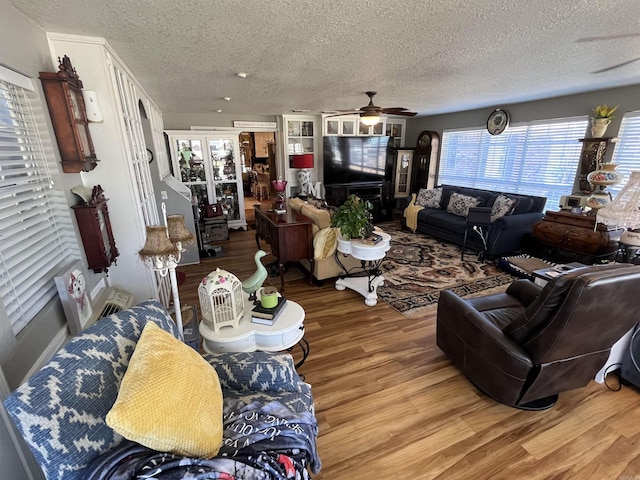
[3, 300, 179, 480]
[446, 192, 481, 217]
[491, 194, 518, 222]
[415, 187, 442, 208]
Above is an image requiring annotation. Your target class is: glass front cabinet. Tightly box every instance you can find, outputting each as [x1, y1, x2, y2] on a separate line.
[165, 130, 247, 231]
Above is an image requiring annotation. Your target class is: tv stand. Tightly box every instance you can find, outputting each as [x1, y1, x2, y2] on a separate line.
[325, 181, 392, 223]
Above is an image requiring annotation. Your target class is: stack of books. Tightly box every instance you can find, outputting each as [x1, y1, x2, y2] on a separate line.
[251, 297, 287, 325]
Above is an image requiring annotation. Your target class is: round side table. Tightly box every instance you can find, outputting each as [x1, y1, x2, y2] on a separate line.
[334, 229, 391, 306]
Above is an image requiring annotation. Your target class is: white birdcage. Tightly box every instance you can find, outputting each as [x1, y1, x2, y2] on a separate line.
[198, 268, 244, 331]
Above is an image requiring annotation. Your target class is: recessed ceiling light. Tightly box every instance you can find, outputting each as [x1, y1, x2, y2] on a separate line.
[223, 97, 231, 101]
[216, 109, 223, 113]
[236, 72, 247, 78]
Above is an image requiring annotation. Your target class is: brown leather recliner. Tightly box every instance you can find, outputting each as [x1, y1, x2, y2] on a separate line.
[436, 263, 640, 410]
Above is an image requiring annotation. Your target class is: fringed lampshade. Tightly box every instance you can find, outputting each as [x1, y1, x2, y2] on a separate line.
[198, 268, 244, 331]
[167, 214, 195, 250]
[598, 170, 640, 246]
[138, 225, 178, 270]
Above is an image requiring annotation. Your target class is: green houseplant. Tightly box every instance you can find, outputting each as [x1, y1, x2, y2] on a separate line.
[592, 104, 619, 119]
[330, 194, 374, 240]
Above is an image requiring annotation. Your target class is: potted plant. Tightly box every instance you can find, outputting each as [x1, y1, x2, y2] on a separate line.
[330, 194, 374, 240]
[591, 104, 619, 138]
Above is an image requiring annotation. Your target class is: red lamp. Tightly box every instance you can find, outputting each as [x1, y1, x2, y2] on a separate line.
[291, 154, 314, 196]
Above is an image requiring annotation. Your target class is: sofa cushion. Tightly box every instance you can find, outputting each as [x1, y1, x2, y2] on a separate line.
[511, 196, 534, 215]
[301, 204, 332, 230]
[491, 194, 518, 222]
[3, 300, 179, 480]
[314, 227, 338, 259]
[424, 211, 468, 234]
[106, 322, 223, 458]
[289, 196, 306, 212]
[446, 192, 482, 217]
[415, 187, 443, 208]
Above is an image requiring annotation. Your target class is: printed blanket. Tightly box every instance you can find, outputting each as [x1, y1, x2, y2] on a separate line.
[85, 400, 321, 480]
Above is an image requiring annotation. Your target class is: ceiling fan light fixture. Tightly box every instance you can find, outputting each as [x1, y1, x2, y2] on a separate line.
[360, 114, 381, 126]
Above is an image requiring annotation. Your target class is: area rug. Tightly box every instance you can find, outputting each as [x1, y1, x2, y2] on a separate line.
[376, 223, 516, 317]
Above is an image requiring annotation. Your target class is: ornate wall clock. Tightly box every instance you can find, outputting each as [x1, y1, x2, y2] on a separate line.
[487, 109, 510, 135]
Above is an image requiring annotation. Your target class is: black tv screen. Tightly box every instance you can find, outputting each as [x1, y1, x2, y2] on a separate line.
[323, 136, 393, 185]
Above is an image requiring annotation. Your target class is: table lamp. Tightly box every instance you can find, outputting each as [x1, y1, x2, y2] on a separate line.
[597, 170, 640, 246]
[291, 153, 314, 196]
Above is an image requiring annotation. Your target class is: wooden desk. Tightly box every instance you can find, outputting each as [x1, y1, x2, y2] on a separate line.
[254, 206, 314, 291]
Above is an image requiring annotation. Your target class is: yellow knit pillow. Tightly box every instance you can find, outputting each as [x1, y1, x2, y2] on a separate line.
[314, 227, 338, 260]
[106, 322, 223, 458]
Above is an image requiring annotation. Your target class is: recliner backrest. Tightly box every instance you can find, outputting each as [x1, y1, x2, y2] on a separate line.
[507, 264, 640, 364]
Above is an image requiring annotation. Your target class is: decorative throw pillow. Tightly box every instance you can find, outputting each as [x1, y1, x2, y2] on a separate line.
[313, 227, 338, 260]
[3, 301, 179, 480]
[446, 192, 482, 217]
[491, 195, 518, 222]
[415, 187, 442, 208]
[106, 322, 223, 458]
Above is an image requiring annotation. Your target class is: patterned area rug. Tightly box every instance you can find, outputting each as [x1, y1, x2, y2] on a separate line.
[377, 223, 516, 317]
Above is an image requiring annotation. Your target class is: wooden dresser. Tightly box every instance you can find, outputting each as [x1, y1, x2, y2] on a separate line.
[532, 210, 623, 257]
[254, 206, 314, 291]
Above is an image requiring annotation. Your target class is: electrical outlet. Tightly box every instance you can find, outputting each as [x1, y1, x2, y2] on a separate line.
[161, 190, 168, 200]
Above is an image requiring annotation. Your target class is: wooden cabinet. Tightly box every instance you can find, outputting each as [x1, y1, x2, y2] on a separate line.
[254, 206, 313, 291]
[72, 186, 118, 273]
[165, 130, 247, 231]
[39, 55, 98, 173]
[532, 210, 622, 257]
[393, 149, 414, 198]
[253, 132, 273, 159]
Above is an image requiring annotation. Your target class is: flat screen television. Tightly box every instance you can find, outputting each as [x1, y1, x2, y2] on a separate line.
[323, 136, 393, 185]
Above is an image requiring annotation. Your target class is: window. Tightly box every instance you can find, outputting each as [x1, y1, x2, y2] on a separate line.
[609, 111, 640, 196]
[0, 67, 80, 333]
[439, 117, 589, 210]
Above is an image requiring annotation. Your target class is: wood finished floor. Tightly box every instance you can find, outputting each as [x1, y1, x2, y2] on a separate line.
[177, 214, 640, 480]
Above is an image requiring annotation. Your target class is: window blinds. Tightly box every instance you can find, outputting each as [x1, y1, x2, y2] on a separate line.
[0, 75, 80, 333]
[439, 117, 589, 210]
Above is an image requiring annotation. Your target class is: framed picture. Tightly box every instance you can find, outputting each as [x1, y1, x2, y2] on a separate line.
[55, 260, 93, 335]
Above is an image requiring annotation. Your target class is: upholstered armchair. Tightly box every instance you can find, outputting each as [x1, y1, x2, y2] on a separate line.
[436, 263, 640, 410]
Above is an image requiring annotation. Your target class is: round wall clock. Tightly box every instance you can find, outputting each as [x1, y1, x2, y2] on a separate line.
[487, 109, 510, 135]
[417, 131, 432, 151]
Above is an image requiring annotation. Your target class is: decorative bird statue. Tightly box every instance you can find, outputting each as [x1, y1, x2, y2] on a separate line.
[242, 250, 268, 303]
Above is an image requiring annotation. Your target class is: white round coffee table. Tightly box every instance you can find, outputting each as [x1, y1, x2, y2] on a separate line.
[199, 292, 307, 360]
[335, 229, 391, 306]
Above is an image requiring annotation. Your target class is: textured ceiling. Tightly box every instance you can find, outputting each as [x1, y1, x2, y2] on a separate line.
[8, 0, 640, 117]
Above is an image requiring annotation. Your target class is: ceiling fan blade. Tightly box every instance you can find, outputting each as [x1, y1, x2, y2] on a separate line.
[577, 33, 640, 43]
[385, 111, 417, 117]
[592, 56, 640, 73]
[381, 107, 408, 113]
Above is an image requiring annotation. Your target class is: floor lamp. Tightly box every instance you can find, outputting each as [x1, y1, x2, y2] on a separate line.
[138, 205, 195, 339]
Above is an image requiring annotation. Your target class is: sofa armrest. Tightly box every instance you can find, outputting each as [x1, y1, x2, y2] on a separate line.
[506, 279, 542, 306]
[437, 290, 533, 376]
[202, 351, 306, 393]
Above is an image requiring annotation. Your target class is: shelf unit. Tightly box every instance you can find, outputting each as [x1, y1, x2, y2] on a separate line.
[322, 114, 406, 147]
[279, 115, 320, 198]
[165, 130, 246, 231]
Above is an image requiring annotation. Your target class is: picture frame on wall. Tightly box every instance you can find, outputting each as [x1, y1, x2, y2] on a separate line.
[54, 260, 93, 335]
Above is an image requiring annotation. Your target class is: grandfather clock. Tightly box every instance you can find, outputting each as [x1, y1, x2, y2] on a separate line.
[40, 55, 98, 173]
[413, 130, 440, 191]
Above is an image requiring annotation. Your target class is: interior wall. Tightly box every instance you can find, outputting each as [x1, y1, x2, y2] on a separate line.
[162, 112, 278, 130]
[405, 83, 640, 177]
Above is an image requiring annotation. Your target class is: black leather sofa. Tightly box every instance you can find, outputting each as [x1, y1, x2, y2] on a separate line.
[405, 185, 546, 257]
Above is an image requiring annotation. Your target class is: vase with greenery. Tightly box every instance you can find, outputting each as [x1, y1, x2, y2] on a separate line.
[591, 104, 619, 138]
[330, 194, 374, 240]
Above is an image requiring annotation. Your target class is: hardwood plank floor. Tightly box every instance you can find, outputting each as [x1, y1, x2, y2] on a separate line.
[177, 222, 640, 480]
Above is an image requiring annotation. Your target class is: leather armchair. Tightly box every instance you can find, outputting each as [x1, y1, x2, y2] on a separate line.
[436, 263, 640, 410]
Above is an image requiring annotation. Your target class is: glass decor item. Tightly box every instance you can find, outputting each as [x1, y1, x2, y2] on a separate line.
[598, 170, 640, 246]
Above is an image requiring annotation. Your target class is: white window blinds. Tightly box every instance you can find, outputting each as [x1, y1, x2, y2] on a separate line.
[610, 111, 640, 196]
[439, 117, 589, 210]
[0, 72, 80, 333]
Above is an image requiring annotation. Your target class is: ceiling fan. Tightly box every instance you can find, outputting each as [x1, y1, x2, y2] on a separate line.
[327, 91, 417, 125]
[576, 33, 640, 74]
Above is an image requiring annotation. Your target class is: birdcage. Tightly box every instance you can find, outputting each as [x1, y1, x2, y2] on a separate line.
[198, 268, 244, 331]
